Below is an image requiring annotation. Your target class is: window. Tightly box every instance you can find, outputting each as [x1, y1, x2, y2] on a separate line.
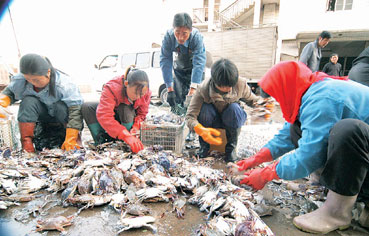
[136, 52, 150, 69]
[121, 53, 136, 70]
[99, 55, 118, 69]
[327, 0, 353, 11]
[152, 51, 161, 68]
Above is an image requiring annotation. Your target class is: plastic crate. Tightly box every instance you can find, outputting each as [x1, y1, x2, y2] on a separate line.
[140, 121, 185, 154]
[0, 117, 20, 150]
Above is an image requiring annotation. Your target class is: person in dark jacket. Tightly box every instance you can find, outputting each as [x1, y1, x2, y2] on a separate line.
[299, 31, 331, 72]
[186, 58, 261, 162]
[228, 61, 369, 234]
[348, 46, 369, 86]
[322, 53, 342, 76]
[82, 66, 151, 153]
[0, 53, 84, 153]
[160, 12, 206, 109]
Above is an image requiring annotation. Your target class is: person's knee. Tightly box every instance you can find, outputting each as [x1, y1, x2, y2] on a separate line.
[222, 103, 247, 128]
[329, 119, 369, 146]
[20, 96, 40, 108]
[198, 103, 217, 126]
[81, 102, 97, 116]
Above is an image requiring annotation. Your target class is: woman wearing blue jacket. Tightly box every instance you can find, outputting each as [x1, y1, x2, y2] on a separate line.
[0, 54, 84, 153]
[230, 61, 369, 234]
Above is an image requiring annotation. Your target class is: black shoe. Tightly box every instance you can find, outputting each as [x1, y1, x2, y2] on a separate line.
[224, 127, 241, 163]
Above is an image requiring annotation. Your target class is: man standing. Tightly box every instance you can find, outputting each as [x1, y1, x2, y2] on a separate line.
[299, 31, 332, 72]
[348, 46, 369, 87]
[322, 53, 342, 76]
[160, 12, 206, 109]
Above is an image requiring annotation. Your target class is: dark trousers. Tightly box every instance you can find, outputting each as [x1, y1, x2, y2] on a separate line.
[198, 103, 247, 129]
[18, 96, 68, 150]
[81, 102, 136, 128]
[18, 96, 68, 123]
[173, 69, 205, 106]
[291, 119, 369, 199]
[348, 62, 369, 87]
[173, 69, 191, 106]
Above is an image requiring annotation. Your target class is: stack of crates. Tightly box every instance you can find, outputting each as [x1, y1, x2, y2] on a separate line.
[140, 121, 185, 154]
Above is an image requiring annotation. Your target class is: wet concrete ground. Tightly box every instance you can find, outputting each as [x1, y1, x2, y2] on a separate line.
[1, 94, 369, 236]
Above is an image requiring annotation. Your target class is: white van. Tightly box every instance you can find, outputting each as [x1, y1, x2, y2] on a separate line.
[91, 48, 167, 102]
[92, 48, 211, 104]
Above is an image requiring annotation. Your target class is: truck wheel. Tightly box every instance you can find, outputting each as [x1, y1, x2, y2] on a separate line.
[160, 88, 169, 106]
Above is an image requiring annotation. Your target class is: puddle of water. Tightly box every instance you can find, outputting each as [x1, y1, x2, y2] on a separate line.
[0, 196, 206, 236]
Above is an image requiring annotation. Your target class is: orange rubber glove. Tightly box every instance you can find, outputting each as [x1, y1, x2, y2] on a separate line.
[240, 161, 279, 190]
[130, 121, 141, 136]
[194, 123, 222, 145]
[118, 127, 144, 153]
[62, 128, 81, 151]
[236, 147, 273, 171]
[0, 94, 11, 108]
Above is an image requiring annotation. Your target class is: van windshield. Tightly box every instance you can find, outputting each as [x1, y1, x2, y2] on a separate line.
[136, 52, 150, 69]
[121, 53, 136, 70]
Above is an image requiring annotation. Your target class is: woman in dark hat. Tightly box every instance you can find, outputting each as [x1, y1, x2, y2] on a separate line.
[0, 53, 84, 153]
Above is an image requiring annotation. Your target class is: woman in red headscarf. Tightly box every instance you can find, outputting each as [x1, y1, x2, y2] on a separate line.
[229, 61, 369, 234]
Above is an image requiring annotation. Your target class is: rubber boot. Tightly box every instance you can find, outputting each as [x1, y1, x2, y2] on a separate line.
[87, 123, 107, 146]
[19, 122, 36, 153]
[197, 136, 210, 158]
[359, 205, 369, 228]
[224, 127, 241, 163]
[293, 190, 358, 234]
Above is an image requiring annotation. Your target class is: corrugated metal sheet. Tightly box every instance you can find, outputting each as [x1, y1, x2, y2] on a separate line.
[202, 27, 277, 80]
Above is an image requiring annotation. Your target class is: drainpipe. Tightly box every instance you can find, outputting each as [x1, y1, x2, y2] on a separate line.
[253, 0, 261, 28]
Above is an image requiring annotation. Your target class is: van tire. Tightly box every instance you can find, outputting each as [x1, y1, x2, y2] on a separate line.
[160, 88, 169, 106]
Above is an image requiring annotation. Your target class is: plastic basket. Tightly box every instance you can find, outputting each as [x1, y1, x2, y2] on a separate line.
[140, 121, 185, 154]
[0, 117, 20, 150]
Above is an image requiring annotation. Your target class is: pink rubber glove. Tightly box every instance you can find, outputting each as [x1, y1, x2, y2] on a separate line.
[240, 161, 279, 190]
[236, 147, 273, 171]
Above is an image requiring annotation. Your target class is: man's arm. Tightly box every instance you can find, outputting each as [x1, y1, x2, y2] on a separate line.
[160, 31, 174, 89]
[190, 32, 206, 92]
[299, 43, 313, 66]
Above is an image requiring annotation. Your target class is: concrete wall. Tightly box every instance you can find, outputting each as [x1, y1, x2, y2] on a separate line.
[278, 0, 369, 41]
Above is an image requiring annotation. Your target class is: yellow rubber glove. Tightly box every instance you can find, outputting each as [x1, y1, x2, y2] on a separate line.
[0, 95, 12, 119]
[0, 94, 11, 108]
[61, 128, 81, 151]
[194, 123, 222, 145]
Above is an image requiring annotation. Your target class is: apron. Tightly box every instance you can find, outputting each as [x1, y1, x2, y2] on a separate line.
[173, 44, 193, 105]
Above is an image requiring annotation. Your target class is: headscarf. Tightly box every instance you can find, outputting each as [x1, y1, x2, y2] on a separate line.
[258, 61, 348, 123]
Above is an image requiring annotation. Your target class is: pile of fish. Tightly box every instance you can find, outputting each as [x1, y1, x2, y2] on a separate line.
[144, 111, 184, 126]
[0, 142, 274, 235]
[237, 124, 282, 157]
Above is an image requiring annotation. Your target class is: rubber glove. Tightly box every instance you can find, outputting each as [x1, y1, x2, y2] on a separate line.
[240, 161, 279, 190]
[236, 147, 273, 171]
[194, 123, 222, 145]
[166, 91, 176, 107]
[0, 94, 11, 108]
[130, 121, 141, 136]
[0, 106, 12, 120]
[61, 128, 81, 151]
[118, 127, 144, 153]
